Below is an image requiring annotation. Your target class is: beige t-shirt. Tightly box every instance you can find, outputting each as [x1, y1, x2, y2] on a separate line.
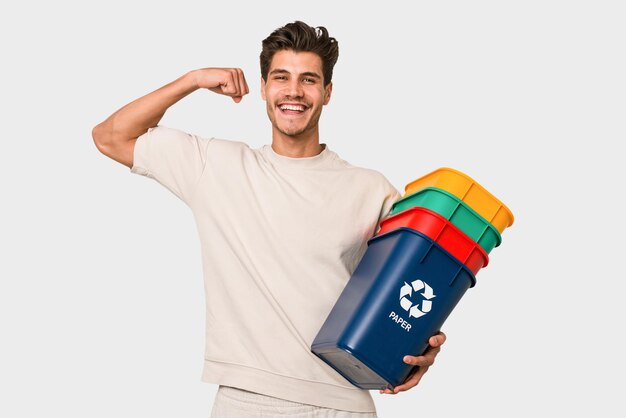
[130, 125, 401, 412]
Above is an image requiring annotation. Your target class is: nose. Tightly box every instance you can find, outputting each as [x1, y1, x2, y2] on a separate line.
[284, 79, 304, 98]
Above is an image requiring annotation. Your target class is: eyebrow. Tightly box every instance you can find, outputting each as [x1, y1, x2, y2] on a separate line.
[269, 68, 322, 79]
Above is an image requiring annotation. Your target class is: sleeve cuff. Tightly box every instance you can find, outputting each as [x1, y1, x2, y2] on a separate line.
[129, 127, 155, 176]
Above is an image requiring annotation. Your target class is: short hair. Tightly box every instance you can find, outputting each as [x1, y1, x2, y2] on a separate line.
[260, 21, 339, 87]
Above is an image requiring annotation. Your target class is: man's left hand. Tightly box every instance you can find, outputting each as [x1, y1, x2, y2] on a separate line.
[379, 331, 446, 395]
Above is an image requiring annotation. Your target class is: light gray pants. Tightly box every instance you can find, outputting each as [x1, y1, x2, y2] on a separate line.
[210, 385, 378, 418]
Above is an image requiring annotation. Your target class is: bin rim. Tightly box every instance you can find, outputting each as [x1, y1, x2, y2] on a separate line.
[368, 226, 478, 287]
[405, 167, 515, 226]
[379, 205, 490, 268]
[391, 186, 503, 247]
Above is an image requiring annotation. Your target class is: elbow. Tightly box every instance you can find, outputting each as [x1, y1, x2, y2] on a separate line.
[91, 122, 136, 168]
[92, 122, 113, 155]
[92, 123, 105, 150]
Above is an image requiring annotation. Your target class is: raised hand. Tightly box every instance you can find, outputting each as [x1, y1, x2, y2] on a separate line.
[192, 68, 250, 103]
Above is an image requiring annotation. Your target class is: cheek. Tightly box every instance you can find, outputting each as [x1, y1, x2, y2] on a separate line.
[266, 87, 281, 103]
[312, 89, 327, 104]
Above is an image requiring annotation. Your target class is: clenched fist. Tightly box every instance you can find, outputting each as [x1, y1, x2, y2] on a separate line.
[192, 68, 250, 103]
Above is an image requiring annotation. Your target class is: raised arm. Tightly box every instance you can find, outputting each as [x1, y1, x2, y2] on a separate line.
[92, 68, 249, 168]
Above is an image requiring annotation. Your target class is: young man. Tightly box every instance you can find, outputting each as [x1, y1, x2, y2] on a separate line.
[92, 21, 446, 417]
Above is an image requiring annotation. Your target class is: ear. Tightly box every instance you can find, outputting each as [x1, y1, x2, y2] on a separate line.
[260, 77, 267, 101]
[323, 82, 333, 105]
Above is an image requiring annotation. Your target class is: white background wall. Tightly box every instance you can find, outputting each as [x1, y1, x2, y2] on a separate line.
[1, 1, 624, 417]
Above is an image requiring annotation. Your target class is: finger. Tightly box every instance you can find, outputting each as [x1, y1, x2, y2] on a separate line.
[235, 68, 248, 97]
[392, 366, 429, 393]
[394, 366, 419, 391]
[429, 331, 446, 347]
[240, 68, 250, 95]
[379, 365, 421, 394]
[379, 387, 398, 395]
[403, 349, 439, 367]
[425, 343, 442, 358]
[399, 332, 444, 367]
[230, 68, 243, 102]
[222, 70, 242, 103]
[221, 70, 238, 96]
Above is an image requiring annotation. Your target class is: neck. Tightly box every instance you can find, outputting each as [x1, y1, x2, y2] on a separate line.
[270, 127, 323, 158]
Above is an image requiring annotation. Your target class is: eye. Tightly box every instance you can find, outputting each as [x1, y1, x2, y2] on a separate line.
[274, 75, 287, 81]
[303, 78, 316, 84]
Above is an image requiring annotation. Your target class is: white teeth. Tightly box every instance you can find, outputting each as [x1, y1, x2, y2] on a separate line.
[280, 104, 305, 111]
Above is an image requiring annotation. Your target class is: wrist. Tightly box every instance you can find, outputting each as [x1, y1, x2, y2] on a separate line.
[184, 70, 201, 91]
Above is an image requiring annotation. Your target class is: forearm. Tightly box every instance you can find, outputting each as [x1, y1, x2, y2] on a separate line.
[93, 71, 199, 146]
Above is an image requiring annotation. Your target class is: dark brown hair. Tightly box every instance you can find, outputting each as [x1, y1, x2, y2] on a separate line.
[260, 21, 339, 87]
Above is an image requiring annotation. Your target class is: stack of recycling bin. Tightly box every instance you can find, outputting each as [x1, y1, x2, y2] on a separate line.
[311, 167, 514, 390]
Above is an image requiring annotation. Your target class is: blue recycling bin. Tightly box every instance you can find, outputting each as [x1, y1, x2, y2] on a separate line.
[311, 227, 477, 389]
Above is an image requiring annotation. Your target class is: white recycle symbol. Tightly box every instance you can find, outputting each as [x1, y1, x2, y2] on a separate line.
[399, 280, 436, 319]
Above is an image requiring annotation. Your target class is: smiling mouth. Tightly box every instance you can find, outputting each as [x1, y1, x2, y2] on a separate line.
[278, 103, 308, 115]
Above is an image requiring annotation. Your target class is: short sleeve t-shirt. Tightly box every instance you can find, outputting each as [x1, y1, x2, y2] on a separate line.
[130, 125, 401, 413]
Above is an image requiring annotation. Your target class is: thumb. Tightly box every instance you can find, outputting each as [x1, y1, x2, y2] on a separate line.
[232, 96, 242, 103]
